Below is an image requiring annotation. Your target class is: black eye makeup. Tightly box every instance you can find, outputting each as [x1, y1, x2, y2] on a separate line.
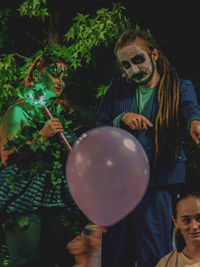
[63, 68, 68, 80]
[195, 214, 200, 222]
[131, 54, 146, 65]
[121, 61, 131, 69]
[120, 53, 146, 70]
[47, 64, 68, 80]
[48, 64, 62, 77]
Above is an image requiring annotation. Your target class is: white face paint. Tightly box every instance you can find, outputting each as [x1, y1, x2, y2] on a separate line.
[117, 43, 155, 85]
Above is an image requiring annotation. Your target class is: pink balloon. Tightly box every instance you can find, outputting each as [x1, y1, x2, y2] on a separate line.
[66, 126, 149, 226]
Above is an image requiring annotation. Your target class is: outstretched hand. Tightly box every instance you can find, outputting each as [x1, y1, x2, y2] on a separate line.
[122, 112, 153, 131]
[190, 120, 200, 144]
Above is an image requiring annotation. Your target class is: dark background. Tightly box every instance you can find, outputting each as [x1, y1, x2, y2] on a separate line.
[55, 0, 200, 80]
[1, 0, 200, 83]
[111, 1, 200, 79]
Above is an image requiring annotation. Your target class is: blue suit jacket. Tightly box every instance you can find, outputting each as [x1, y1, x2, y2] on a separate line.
[96, 76, 200, 186]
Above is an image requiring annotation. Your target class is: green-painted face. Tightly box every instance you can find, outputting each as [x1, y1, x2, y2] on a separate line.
[42, 62, 67, 97]
[47, 63, 68, 80]
[117, 43, 156, 86]
[18, 62, 68, 108]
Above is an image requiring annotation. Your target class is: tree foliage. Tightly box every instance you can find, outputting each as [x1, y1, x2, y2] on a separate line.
[64, 4, 131, 67]
[0, 8, 13, 48]
[0, 54, 19, 116]
[0, 2, 136, 121]
[17, 0, 49, 21]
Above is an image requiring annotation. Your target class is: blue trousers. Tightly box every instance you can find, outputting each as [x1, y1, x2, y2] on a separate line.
[101, 185, 179, 267]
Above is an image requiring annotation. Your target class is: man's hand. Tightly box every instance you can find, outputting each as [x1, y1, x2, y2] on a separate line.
[122, 112, 153, 131]
[190, 120, 200, 144]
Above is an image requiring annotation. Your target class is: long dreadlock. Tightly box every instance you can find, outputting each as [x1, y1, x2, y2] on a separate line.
[114, 29, 180, 166]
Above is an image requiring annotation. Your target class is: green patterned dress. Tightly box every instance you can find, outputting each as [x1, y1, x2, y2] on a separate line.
[0, 101, 88, 235]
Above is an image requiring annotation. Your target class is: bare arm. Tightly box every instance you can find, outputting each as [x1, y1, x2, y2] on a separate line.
[0, 105, 24, 165]
[0, 104, 64, 166]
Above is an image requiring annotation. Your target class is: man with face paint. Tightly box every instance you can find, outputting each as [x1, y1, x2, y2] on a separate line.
[118, 43, 156, 86]
[96, 29, 200, 267]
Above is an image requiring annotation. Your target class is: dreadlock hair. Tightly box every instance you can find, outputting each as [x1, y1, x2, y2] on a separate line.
[114, 29, 180, 166]
[22, 54, 74, 116]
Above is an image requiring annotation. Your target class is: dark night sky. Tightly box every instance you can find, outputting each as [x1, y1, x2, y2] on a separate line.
[116, 1, 200, 79]
[1, 0, 200, 80]
[83, 0, 200, 80]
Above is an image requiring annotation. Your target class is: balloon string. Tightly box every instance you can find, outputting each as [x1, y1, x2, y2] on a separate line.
[42, 105, 72, 152]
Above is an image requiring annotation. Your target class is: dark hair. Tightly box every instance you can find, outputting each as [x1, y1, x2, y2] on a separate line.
[173, 192, 200, 218]
[173, 192, 200, 251]
[114, 29, 180, 166]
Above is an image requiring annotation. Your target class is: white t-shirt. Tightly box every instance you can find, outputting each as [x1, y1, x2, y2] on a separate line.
[156, 251, 200, 267]
[88, 248, 101, 267]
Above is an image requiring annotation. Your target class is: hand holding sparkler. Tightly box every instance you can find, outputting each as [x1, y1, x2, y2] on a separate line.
[41, 105, 72, 152]
[39, 117, 64, 140]
[21, 86, 72, 152]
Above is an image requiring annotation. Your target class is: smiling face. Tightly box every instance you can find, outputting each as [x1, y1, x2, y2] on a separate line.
[41, 61, 67, 97]
[173, 196, 200, 247]
[117, 38, 158, 86]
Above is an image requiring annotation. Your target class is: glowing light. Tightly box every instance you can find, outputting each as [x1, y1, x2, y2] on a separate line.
[24, 89, 54, 108]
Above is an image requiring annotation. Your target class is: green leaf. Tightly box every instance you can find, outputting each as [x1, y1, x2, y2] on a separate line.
[17, 0, 49, 19]
[96, 84, 109, 98]
[17, 216, 30, 228]
[9, 184, 15, 190]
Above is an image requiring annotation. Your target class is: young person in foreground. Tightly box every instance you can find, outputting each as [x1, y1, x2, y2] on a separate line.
[156, 192, 200, 266]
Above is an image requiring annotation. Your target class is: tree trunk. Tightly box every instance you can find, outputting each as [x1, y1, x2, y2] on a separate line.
[48, 9, 61, 46]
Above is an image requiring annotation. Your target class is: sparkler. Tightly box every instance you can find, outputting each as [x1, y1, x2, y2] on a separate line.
[25, 88, 72, 152]
[41, 105, 72, 151]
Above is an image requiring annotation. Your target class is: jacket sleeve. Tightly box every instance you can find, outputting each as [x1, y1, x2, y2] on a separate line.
[179, 79, 200, 129]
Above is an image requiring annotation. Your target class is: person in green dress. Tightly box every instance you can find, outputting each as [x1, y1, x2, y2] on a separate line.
[0, 52, 88, 267]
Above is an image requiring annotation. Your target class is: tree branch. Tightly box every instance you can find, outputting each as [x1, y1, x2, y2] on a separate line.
[10, 51, 28, 59]
[24, 30, 43, 45]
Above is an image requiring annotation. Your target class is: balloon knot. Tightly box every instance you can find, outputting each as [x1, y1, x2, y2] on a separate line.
[100, 226, 107, 233]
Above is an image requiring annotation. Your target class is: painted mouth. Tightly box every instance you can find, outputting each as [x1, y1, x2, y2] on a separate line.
[144, 66, 149, 73]
[132, 72, 147, 81]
